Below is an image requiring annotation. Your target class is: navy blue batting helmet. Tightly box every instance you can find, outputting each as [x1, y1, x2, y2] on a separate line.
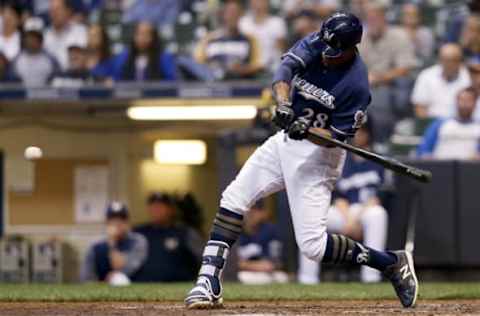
[319, 12, 363, 58]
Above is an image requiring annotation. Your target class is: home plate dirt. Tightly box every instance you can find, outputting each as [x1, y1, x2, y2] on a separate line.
[1, 300, 479, 316]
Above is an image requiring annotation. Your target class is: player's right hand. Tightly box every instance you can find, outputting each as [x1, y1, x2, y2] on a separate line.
[272, 102, 295, 129]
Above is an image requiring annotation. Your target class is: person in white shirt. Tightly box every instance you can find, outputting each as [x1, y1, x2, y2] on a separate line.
[411, 43, 471, 119]
[12, 17, 60, 87]
[239, 0, 287, 72]
[0, 3, 22, 61]
[44, 0, 87, 70]
[417, 87, 480, 160]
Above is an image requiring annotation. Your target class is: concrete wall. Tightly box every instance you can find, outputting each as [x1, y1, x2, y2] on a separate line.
[0, 121, 220, 280]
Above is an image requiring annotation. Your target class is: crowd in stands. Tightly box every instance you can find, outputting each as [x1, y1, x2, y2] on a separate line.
[0, 0, 479, 153]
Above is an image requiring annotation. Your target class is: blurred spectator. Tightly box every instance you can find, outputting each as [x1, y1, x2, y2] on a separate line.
[81, 202, 148, 284]
[467, 60, 480, 120]
[0, 51, 18, 82]
[194, 0, 262, 80]
[51, 43, 92, 87]
[133, 193, 203, 282]
[288, 10, 319, 47]
[0, 0, 33, 16]
[12, 17, 59, 87]
[411, 44, 471, 119]
[175, 192, 205, 234]
[349, 0, 369, 21]
[111, 21, 176, 81]
[0, 2, 22, 60]
[417, 87, 480, 160]
[358, 2, 417, 142]
[44, 0, 87, 70]
[239, 0, 287, 72]
[445, 0, 480, 43]
[86, 24, 113, 81]
[283, 0, 339, 20]
[400, 3, 434, 65]
[460, 15, 480, 62]
[237, 202, 287, 284]
[122, 0, 179, 27]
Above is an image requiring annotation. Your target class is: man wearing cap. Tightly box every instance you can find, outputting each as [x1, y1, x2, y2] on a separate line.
[12, 17, 60, 87]
[80, 202, 148, 284]
[51, 42, 92, 87]
[132, 193, 203, 282]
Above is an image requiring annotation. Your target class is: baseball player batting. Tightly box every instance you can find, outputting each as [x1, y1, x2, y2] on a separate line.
[185, 12, 418, 309]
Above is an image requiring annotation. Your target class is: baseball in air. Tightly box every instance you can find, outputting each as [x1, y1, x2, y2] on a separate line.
[24, 146, 43, 160]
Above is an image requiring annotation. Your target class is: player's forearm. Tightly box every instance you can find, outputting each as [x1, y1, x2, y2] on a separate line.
[272, 81, 291, 105]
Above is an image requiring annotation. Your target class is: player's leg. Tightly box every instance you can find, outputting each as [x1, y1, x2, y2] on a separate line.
[353, 204, 388, 283]
[185, 134, 285, 309]
[322, 202, 417, 308]
[296, 203, 347, 284]
[279, 141, 417, 307]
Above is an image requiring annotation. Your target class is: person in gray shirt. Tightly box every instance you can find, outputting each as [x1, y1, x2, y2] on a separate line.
[81, 202, 148, 283]
[12, 17, 59, 87]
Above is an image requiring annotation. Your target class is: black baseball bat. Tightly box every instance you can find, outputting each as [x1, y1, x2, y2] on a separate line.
[307, 128, 432, 183]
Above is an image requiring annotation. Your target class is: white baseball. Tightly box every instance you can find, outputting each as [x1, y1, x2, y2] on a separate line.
[24, 146, 43, 160]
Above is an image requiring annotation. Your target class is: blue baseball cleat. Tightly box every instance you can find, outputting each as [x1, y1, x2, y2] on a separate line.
[185, 240, 229, 309]
[184, 275, 223, 309]
[383, 250, 419, 308]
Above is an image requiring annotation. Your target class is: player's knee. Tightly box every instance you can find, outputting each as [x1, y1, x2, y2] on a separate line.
[219, 184, 249, 215]
[297, 232, 328, 262]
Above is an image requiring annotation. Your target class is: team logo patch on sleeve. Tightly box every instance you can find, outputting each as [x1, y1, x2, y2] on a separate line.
[353, 110, 367, 129]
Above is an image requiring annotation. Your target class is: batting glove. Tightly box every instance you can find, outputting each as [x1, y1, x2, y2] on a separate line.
[288, 117, 310, 140]
[272, 102, 295, 129]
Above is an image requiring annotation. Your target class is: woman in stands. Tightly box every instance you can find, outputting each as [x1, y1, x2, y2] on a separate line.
[461, 15, 480, 62]
[86, 24, 114, 82]
[111, 21, 176, 81]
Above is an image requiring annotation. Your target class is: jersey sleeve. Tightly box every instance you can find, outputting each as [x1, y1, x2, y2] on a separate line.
[329, 87, 371, 139]
[283, 32, 321, 70]
[272, 33, 321, 84]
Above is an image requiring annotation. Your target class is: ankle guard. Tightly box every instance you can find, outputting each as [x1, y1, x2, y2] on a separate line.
[197, 240, 229, 298]
[199, 240, 229, 277]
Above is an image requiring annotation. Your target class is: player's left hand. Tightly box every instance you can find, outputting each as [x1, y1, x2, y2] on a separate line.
[272, 102, 295, 129]
[288, 117, 310, 140]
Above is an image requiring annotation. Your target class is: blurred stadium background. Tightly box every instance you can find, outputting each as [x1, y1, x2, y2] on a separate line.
[0, 0, 480, 312]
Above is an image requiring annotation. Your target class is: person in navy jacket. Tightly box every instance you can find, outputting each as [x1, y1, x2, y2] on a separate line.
[111, 21, 176, 81]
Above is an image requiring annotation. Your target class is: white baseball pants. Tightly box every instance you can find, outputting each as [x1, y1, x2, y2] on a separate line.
[297, 203, 388, 283]
[220, 131, 346, 261]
